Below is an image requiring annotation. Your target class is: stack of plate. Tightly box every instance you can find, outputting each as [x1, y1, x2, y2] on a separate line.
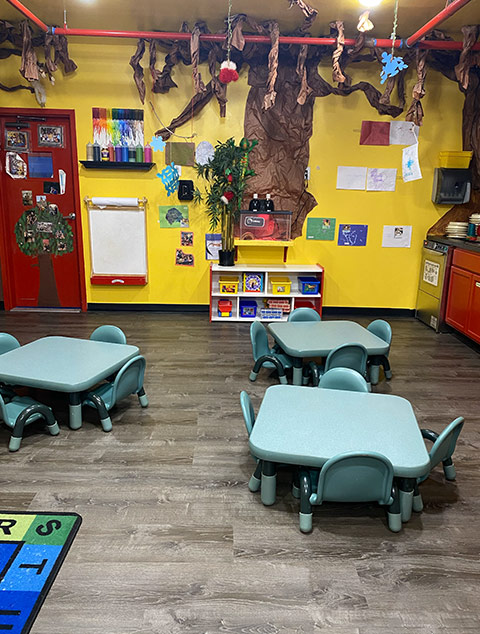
[446, 221, 468, 239]
[469, 213, 480, 225]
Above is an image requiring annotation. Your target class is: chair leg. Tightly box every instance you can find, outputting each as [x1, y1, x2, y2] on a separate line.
[442, 457, 456, 480]
[299, 469, 313, 533]
[137, 387, 149, 408]
[382, 356, 392, 380]
[46, 420, 60, 436]
[412, 481, 423, 513]
[250, 356, 287, 385]
[86, 392, 112, 432]
[387, 483, 402, 532]
[248, 461, 262, 492]
[9, 403, 56, 452]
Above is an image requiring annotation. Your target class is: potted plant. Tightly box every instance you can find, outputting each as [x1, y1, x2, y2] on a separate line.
[194, 137, 257, 266]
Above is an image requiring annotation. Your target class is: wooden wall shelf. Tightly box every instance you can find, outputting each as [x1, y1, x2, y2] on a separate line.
[80, 161, 155, 171]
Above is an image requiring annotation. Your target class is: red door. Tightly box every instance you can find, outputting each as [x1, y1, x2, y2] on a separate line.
[445, 265, 472, 333]
[0, 108, 86, 310]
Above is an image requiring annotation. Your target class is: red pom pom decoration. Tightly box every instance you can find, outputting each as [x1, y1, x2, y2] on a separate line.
[220, 190, 234, 205]
[219, 60, 239, 84]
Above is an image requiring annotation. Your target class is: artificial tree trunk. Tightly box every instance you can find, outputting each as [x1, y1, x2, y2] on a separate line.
[37, 253, 60, 307]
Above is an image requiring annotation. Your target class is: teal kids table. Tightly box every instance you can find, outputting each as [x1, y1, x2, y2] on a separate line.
[249, 385, 430, 529]
[268, 320, 390, 385]
[0, 336, 139, 429]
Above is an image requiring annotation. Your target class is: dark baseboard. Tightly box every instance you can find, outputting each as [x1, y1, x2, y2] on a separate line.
[0, 301, 4, 311]
[87, 303, 209, 313]
[322, 307, 415, 318]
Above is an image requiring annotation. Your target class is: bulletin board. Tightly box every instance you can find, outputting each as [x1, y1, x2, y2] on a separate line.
[87, 197, 148, 285]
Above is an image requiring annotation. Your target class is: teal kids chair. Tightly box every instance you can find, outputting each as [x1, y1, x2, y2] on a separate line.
[249, 321, 293, 384]
[90, 325, 127, 344]
[0, 394, 59, 451]
[366, 319, 392, 385]
[82, 355, 148, 431]
[288, 307, 321, 322]
[298, 452, 401, 533]
[240, 391, 262, 492]
[318, 367, 369, 393]
[0, 333, 20, 399]
[412, 416, 465, 514]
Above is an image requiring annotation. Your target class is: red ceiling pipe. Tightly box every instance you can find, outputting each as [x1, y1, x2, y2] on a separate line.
[4, 0, 48, 31]
[406, 0, 473, 47]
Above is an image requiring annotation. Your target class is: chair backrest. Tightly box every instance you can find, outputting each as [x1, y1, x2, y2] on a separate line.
[111, 355, 146, 405]
[90, 325, 127, 345]
[367, 319, 392, 346]
[314, 452, 394, 505]
[0, 333, 20, 355]
[324, 343, 368, 376]
[240, 391, 255, 436]
[250, 321, 270, 361]
[288, 307, 321, 323]
[428, 417, 465, 470]
[319, 367, 369, 393]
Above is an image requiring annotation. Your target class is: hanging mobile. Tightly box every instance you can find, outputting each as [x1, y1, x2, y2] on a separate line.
[219, 0, 239, 84]
[380, 0, 408, 84]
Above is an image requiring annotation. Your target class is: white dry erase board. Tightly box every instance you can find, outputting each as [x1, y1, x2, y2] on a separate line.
[87, 197, 148, 285]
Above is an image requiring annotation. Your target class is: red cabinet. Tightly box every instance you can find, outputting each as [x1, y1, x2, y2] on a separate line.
[446, 250, 480, 343]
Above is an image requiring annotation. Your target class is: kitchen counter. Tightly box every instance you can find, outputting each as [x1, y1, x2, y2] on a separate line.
[427, 236, 480, 254]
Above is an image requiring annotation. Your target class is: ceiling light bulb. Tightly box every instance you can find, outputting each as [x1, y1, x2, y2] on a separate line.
[359, 0, 382, 8]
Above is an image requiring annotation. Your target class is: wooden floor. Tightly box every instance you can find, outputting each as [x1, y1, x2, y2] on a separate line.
[0, 311, 479, 634]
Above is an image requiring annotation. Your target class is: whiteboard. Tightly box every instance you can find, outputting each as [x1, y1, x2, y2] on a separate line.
[89, 207, 147, 275]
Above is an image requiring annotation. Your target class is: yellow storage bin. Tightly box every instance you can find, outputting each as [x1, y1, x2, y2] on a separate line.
[270, 276, 292, 295]
[439, 151, 473, 169]
[219, 276, 239, 294]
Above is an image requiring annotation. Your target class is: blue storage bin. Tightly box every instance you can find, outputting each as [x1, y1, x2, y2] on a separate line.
[298, 276, 320, 295]
[240, 299, 257, 318]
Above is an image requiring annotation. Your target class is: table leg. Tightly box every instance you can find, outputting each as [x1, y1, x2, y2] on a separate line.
[398, 478, 415, 522]
[292, 358, 303, 386]
[299, 469, 313, 533]
[69, 393, 83, 430]
[261, 461, 277, 506]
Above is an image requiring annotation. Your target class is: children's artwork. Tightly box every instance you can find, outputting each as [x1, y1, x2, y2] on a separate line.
[306, 217, 336, 241]
[336, 166, 367, 191]
[389, 121, 419, 145]
[151, 135, 166, 152]
[43, 181, 60, 195]
[165, 142, 195, 167]
[360, 121, 390, 146]
[93, 108, 144, 148]
[180, 231, 194, 247]
[380, 51, 409, 84]
[38, 125, 64, 147]
[5, 129, 29, 151]
[402, 143, 422, 182]
[382, 225, 412, 248]
[338, 224, 368, 246]
[22, 190, 33, 206]
[366, 168, 397, 192]
[175, 249, 194, 266]
[6, 152, 27, 179]
[36, 195, 47, 209]
[205, 233, 222, 260]
[159, 205, 189, 228]
[28, 154, 53, 178]
[158, 163, 180, 196]
[195, 141, 214, 166]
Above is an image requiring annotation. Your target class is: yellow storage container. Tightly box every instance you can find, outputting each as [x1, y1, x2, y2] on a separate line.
[270, 276, 292, 295]
[219, 276, 239, 294]
[439, 151, 473, 169]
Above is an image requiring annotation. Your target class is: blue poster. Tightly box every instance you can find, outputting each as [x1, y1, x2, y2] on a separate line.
[338, 224, 368, 246]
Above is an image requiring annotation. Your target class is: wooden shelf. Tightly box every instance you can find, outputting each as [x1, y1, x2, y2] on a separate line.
[234, 239, 293, 247]
[80, 161, 155, 171]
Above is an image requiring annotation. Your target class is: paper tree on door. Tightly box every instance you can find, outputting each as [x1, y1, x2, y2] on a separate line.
[14, 204, 74, 307]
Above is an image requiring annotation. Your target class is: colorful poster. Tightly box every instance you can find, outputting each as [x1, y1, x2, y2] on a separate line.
[205, 233, 222, 260]
[175, 249, 194, 266]
[336, 166, 367, 191]
[306, 217, 336, 241]
[180, 231, 193, 246]
[158, 205, 189, 228]
[382, 225, 412, 248]
[360, 121, 390, 146]
[338, 224, 368, 246]
[402, 144, 422, 182]
[366, 168, 397, 192]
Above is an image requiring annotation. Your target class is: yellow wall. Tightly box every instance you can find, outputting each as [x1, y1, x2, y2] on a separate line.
[0, 37, 464, 308]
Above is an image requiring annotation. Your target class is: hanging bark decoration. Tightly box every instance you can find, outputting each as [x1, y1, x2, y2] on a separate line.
[208, 48, 227, 117]
[405, 48, 427, 126]
[330, 20, 346, 85]
[296, 44, 311, 105]
[191, 23, 206, 94]
[19, 20, 39, 81]
[44, 33, 57, 75]
[455, 25, 480, 90]
[130, 39, 146, 103]
[155, 82, 215, 140]
[262, 21, 280, 110]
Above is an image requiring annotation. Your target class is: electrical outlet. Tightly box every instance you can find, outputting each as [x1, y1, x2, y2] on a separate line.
[304, 167, 310, 181]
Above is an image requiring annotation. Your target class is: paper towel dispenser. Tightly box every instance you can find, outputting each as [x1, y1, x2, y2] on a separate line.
[432, 168, 471, 204]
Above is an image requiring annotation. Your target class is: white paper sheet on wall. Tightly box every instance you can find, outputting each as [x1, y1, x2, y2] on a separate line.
[336, 166, 367, 190]
[366, 168, 397, 192]
[382, 225, 412, 248]
[402, 144, 422, 182]
[389, 121, 419, 145]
